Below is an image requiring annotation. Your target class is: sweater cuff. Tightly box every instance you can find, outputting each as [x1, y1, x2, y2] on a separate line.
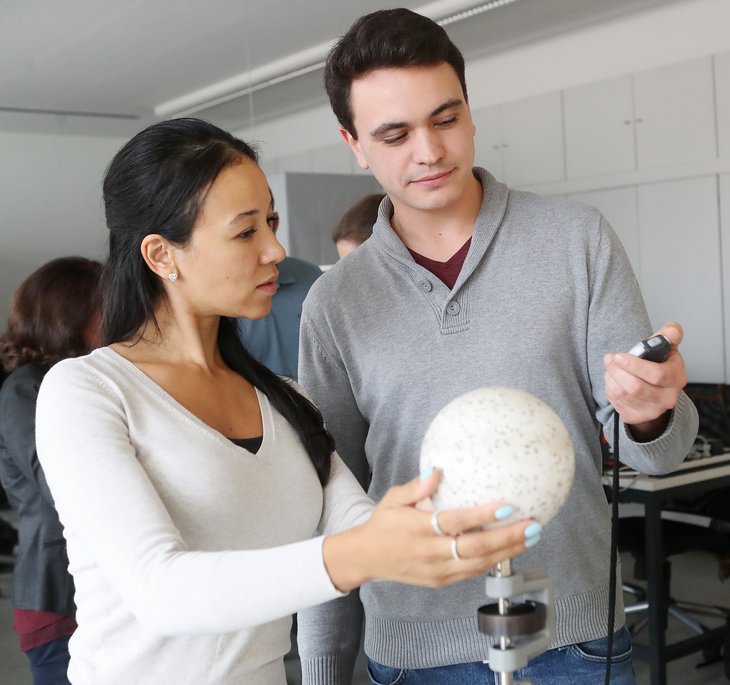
[620, 391, 699, 472]
[622, 390, 694, 443]
[301, 654, 356, 685]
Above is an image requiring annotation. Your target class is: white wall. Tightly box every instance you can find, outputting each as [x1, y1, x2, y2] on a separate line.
[4, 0, 730, 330]
[0, 132, 125, 326]
[241, 0, 730, 159]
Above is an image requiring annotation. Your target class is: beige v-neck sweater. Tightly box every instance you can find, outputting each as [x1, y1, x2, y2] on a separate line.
[35, 347, 373, 684]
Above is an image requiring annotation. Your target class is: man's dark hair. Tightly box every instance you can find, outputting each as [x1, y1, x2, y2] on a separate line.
[333, 193, 384, 246]
[324, 8, 467, 139]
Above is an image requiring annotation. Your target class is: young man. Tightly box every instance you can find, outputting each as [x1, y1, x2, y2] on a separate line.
[296, 9, 698, 684]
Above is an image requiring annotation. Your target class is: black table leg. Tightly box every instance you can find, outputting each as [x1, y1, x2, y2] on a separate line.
[644, 498, 666, 685]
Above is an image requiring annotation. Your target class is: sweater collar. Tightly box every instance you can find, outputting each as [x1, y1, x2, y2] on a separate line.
[371, 167, 510, 282]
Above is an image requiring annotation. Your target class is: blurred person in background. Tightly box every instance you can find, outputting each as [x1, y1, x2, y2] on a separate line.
[0, 256, 102, 685]
[332, 193, 383, 259]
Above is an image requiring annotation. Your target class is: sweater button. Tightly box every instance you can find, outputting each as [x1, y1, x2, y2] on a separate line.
[419, 279, 433, 292]
[446, 300, 461, 315]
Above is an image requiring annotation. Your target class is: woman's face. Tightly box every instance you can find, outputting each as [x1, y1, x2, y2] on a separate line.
[172, 158, 285, 320]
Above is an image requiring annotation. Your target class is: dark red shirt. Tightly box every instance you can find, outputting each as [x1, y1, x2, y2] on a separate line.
[14, 608, 76, 652]
[408, 237, 472, 290]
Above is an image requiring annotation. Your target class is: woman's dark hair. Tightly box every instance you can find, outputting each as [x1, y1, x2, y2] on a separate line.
[102, 117, 333, 484]
[333, 193, 384, 246]
[0, 257, 102, 373]
[325, 8, 467, 138]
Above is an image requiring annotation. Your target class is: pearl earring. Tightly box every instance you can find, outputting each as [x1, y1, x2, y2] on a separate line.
[168, 272, 178, 282]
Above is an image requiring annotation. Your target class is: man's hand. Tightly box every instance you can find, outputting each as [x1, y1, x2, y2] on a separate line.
[603, 322, 688, 442]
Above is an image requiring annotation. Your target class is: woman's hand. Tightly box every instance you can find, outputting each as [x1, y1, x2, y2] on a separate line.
[322, 469, 539, 592]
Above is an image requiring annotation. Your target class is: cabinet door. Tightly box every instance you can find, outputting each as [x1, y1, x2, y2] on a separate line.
[638, 177, 723, 382]
[500, 92, 565, 187]
[472, 104, 504, 182]
[564, 76, 635, 179]
[634, 57, 717, 169]
[720, 174, 730, 382]
[716, 51, 730, 159]
[568, 187, 640, 277]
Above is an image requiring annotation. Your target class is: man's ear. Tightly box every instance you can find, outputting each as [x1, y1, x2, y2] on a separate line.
[140, 234, 177, 280]
[340, 127, 369, 170]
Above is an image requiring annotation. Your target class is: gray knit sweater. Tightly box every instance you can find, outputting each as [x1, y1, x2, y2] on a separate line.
[297, 168, 698, 682]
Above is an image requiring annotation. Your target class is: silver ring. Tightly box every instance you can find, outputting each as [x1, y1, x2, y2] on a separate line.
[430, 510, 445, 537]
[451, 536, 461, 562]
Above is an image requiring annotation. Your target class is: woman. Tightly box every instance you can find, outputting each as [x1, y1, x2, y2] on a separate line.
[34, 119, 538, 684]
[0, 257, 102, 685]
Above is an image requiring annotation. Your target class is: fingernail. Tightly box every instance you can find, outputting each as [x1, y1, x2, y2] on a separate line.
[419, 467, 433, 480]
[495, 505, 514, 520]
[525, 535, 541, 548]
[524, 523, 543, 538]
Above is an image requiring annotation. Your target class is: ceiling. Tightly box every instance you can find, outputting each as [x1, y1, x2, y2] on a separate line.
[0, 0, 683, 138]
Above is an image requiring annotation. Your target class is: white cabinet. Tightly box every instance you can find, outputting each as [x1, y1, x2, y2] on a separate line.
[472, 92, 565, 187]
[720, 175, 730, 382]
[473, 105, 504, 181]
[638, 177, 723, 382]
[568, 187, 640, 276]
[568, 180, 725, 382]
[564, 76, 635, 178]
[716, 51, 730, 159]
[564, 58, 717, 180]
[500, 93, 565, 187]
[634, 57, 716, 169]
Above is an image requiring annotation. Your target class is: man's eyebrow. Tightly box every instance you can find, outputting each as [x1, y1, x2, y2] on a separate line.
[368, 99, 464, 139]
[431, 98, 463, 117]
[369, 120, 409, 139]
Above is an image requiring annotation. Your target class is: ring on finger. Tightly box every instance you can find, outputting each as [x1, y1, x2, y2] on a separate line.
[451, 536, 461, 562]
[431, 510, 445, 537]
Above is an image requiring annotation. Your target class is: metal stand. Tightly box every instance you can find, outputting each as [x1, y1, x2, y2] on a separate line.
[478, 560, 555, 685]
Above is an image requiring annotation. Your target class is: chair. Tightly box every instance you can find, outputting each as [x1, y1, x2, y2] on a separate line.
[618, 511, 730, 674]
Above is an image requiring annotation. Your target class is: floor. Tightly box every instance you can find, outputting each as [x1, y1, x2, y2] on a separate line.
[1, 536, 728, 684]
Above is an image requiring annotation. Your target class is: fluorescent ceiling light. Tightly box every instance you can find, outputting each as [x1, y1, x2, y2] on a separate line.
[154, 0, 523, 119]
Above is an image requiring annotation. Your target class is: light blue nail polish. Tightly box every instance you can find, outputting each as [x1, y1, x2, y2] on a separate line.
[419, 466, 433, 480]
[495, 505, 514, 520]
[524, 523, 543, 538]
[525, 535, 541, 548]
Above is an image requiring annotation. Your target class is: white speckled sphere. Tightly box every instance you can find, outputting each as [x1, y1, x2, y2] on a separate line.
[420, 387, 575, 526]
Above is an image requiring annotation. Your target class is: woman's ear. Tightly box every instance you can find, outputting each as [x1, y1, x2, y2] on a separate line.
[140, 234, 177, 281]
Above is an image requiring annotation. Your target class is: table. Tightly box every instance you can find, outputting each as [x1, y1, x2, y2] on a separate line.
[602, 455, 730, 685]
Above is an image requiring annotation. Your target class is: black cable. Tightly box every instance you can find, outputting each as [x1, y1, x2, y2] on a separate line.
[605, 412, 621, 685]
[604, 334, 670, 684]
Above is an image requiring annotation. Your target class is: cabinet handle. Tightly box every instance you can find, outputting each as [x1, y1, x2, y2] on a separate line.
[502, 143, 509, 148]
[636, 117, 644, 123]
[624, 120, 632, 125]
[493, 144, 500, 150]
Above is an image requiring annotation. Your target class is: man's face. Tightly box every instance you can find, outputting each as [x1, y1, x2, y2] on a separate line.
[342, 63, 476, 221]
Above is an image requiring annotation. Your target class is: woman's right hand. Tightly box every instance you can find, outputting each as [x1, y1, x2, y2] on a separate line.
[322, 468, 540, 592]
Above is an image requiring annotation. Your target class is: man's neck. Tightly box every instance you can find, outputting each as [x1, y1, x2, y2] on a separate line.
[390, 173, 483, 262]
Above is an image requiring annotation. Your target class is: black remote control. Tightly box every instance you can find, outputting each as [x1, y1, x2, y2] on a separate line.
[627, 334, 672, 363]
